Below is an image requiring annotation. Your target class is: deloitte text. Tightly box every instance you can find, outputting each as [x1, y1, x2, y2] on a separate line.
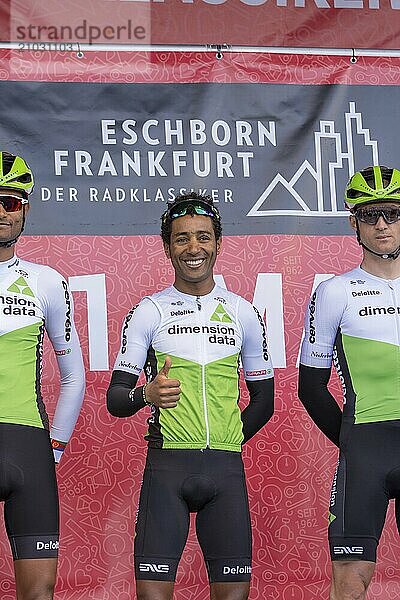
[37, 540, 59, 551]
[223, 566, 251, 575]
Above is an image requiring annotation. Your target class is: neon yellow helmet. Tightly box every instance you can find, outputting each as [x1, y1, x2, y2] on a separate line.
[0, 151, 34, 198]
[345, 166, 400, 211]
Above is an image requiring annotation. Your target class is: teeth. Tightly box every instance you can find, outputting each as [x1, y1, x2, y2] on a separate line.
[186, 259, 203, 266]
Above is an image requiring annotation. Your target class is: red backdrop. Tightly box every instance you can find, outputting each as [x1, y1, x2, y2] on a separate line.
[0, 49, 400, 598]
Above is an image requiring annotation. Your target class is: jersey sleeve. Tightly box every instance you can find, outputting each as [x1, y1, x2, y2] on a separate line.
[113, 297, 160, 376]
[238, 298, 274, 381]
[299, 277, 347, 369]
[39, 268, 85, 463]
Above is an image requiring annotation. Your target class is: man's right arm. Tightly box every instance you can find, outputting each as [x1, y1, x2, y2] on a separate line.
[106, 299, 156, 417]
[106, 299, 181, 416]
[107, 370, 143, 417]
[298, 278, 346, 447]
[107, 356, 181, 415]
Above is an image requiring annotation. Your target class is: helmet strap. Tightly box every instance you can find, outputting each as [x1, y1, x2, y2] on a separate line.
[355, 219, 400, 260]
[0, 205, 26, 248]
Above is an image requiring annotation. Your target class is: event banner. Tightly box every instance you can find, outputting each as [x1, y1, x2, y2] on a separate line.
[0, 80, 398, 237]
[2, 0, 400, 49]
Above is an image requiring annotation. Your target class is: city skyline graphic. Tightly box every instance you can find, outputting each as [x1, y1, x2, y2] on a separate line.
[248, 101, 380, 218]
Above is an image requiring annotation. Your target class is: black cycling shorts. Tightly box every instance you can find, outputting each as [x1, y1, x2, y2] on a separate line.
[134, 448, 252, 583]
[329, 420, 400, 562]
[0, 423, 59, 560]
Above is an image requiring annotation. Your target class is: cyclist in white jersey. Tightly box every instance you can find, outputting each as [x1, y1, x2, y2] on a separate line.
[107, 192, 274, 600]
[299, 166, 400, 600]
[0, 152, 85, 600]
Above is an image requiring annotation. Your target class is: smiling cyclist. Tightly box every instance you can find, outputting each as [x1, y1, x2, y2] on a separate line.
[0, 151, 85, 600]
[107, 191, 274, 600]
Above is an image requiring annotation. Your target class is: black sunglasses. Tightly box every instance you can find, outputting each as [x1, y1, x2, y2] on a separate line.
[355, 206, 400, 225]
[0, 195, 25, 212]
[163, 202, 220, 225]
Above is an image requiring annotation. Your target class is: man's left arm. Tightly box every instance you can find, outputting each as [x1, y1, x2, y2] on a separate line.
[239, 300, 274, 443]
[41, 269, 85, 462]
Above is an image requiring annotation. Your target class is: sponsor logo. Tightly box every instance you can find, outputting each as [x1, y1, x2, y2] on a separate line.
[351, 290, 380, 297]
[214, 297, 226, 304]
[332, 348, 347, 402]
[308, 292, 316, 343]
[253, 306, 269, 362]
[55, 348, 72, 356]
[328, 511, 336, 525]
[170, 309, 195, 316]
[171, 301, 184, 306]
[118, 360, 140, 371]
[359, 305, 400, 316]
[333, 546, 364, 555]
[167, 323, 236, 346]
[8, 258, 19, 269]
[16, 268, 29, 277]
[311, 350, 331, 360]
[62, 281, 72, 342]
[350, 279, 365, 285]
[37, 540, 59, 551]
[245, 369, 267, 377]
[210, 303, 232, 323]
[329, 459, 339, 508]
[121, 305, 137, 354]
[138, 563, 169, 573]
[0, 294, 37, 316]
[7, 276, 34, 297]
[223, 565, 252, 575]
[51, 440, 66, 450]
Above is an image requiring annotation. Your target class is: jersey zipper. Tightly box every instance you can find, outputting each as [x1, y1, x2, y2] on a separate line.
[196, 296, 210, 448]
[388, 282, 400, 348]
[388, 282, 400, 411]
[388, 282, 400, 345]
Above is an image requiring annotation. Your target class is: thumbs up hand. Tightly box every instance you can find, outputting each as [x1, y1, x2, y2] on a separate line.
[145, 356, 181, 409]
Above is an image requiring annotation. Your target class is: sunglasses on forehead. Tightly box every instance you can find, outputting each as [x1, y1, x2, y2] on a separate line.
[355, 206, 400, 225]
[0, 194, 26, 212]
[167, 202, 220, 221]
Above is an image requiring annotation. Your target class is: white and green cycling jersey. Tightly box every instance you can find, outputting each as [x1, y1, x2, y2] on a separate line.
[300, 267, 400, 424]
[0, 255, 85, 459]
[114, 284, 273, 451]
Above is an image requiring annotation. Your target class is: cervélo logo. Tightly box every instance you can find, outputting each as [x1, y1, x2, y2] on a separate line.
[121, 305, 138, 354]
[308, 291, 316, 343]
[253, 306, 269, 361]
[62, 280, 72, 342]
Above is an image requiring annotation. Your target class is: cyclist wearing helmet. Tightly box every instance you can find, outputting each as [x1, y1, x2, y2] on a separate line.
[298, 166, 400, 599]
[107, 192, 274, 600]
[0, 151, 85, 599]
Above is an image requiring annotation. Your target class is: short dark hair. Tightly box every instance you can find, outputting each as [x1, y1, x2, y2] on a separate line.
[161, 192, 222, 245]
